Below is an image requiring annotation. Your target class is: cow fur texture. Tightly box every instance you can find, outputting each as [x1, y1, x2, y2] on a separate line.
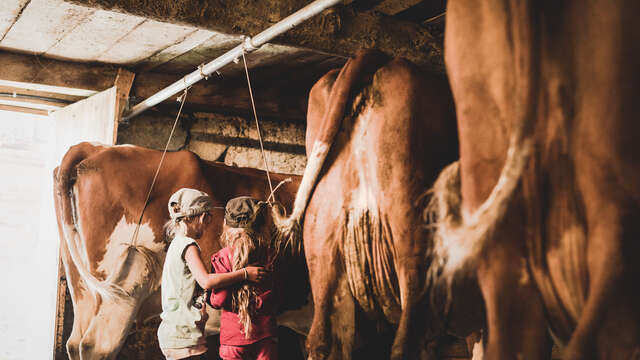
[427, 1, 640, 359]
[273, 49, 475, 359]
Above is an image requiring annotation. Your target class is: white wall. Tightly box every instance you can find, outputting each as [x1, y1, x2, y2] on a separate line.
[0, 110, 57, 359]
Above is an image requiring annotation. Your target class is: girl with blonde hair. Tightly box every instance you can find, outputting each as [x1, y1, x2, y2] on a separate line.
[209, 196, 280, 360]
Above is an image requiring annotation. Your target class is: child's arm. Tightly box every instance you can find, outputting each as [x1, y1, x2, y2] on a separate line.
[184, 244, 265, 290]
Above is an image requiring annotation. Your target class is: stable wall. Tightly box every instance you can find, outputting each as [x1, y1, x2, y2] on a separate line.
[117, 110, 307, 175]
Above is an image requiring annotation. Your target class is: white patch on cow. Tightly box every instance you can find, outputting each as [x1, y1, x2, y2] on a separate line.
[60, 183, 119, 301]
[97, 216, 165, 292]
[447, 136, 533, 277]
[61, 221, 117, 301]
[471, 340, 484, 360]
[272, 140, 330, 251]
[291, 141, 329, 221]
[349, 110, 380, 212]
[72, 184, 91, 270]
[114, 144, 136, 148]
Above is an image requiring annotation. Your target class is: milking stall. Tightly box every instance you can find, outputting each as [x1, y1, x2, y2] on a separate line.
[2, 0, 640, 359]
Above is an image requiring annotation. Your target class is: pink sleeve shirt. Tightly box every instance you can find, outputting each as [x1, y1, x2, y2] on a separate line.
[209, 247, 278, 346]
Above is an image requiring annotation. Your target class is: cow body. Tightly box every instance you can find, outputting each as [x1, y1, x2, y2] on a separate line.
[54, 142, 305, 359]
[273, 50, 465, 359]
[428, 1, 640, 358]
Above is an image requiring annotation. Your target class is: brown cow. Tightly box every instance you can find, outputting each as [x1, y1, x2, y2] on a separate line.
[427, 1, 640, 359]
[53, 142, 307, 359]
[271, 49, 467, 359]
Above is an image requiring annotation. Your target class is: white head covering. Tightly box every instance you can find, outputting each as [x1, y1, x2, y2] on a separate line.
[168, 188, 212, 221]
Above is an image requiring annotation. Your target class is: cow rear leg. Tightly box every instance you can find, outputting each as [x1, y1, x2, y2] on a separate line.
[563, 212, 640, 359]
[391, 269, 433, 360]
[306, 248, 356, 359]
[478, 231, 552, 359]
[65, 292, 96, 360]
[307, 274, 357, 359]
[66, 324, 82, 359]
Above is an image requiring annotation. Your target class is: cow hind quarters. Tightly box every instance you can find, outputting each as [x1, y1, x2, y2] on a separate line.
[341, 208, 401, 324]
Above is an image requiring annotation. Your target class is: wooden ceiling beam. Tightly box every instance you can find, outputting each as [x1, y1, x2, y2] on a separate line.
[0, 104, 50, 116]
[0, 51, 313, 121]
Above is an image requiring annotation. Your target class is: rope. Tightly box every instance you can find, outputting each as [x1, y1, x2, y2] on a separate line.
[241, 51, 275, 203]
[268, 178, 292, 204]
[130, 81, 190, 246]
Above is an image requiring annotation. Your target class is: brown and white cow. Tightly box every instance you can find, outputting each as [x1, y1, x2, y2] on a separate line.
[427, 1, 640, 359]
[53, 142, 307, 359]
[271, 49, 472, 359]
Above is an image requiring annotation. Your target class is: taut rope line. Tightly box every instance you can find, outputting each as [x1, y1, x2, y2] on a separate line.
[241, 50, 276, 203]
[130, 82, 190, 246]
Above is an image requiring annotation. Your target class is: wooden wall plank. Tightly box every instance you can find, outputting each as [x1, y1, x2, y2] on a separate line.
[0, 51, 118, 93]
[0, 103, 49, 115]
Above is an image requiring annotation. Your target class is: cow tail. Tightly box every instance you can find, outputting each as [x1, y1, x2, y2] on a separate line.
[54, 142, 125, 301]
[427, 1, 540, 281]
[272, 49, 391, 255]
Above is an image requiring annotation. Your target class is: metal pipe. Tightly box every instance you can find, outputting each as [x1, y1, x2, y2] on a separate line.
[123, 0, 342, 121]
[0, 93, 73, 105]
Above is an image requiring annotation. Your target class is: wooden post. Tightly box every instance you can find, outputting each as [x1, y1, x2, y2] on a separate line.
[113, 68, 136, 143]
[53, 249, 69, 360]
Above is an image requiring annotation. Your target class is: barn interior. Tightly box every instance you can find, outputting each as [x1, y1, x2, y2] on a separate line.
[0, 0, 446, 174]
[0, 0, 557, 359]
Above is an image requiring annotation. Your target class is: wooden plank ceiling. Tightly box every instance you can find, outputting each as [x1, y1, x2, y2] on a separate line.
[0, 0, 446, 121]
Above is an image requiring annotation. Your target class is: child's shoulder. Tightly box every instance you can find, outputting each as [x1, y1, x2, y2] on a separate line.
[169, 235, 199, 253]
[212, 246, 232, 259]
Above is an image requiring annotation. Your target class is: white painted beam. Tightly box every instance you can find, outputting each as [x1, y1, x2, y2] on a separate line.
[0, 98, 61, 111]
[0, 79, 97, 97]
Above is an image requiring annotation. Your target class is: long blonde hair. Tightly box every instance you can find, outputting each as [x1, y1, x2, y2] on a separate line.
[220, 225, 267, 338]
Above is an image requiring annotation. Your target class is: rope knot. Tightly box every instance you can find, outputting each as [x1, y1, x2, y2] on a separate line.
[242, 36, 259, 52]
[198, 64, 209, 80]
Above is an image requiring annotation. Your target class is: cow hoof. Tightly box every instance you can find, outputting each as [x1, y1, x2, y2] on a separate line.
[66, 341, 80, 360]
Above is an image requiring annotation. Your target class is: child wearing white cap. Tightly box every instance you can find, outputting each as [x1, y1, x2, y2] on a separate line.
[158, 188, 267, 360]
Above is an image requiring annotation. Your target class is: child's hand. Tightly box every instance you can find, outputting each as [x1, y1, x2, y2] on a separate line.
[245, 266, 267, 282]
